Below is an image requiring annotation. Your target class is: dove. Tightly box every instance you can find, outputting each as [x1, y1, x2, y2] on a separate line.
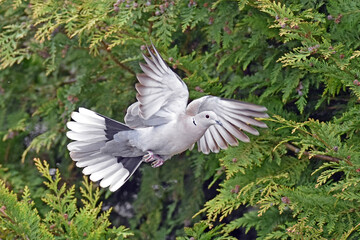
[66, 45, 268, 191]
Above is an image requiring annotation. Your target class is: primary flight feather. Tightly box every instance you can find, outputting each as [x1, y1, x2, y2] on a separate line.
[66, 45, 268, 191]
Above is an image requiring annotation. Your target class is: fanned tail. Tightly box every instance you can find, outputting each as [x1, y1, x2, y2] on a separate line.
[66, 107, 142, 191]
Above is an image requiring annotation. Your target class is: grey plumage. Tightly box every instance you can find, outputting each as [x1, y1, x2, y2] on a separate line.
[66, 44, 268, 192]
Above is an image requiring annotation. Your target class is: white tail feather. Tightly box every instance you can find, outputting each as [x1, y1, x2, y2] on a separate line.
[72, 152, 103, 162]
[109, 169, 129, 191]
[78, 107, 104, 120]
[101, 168, 128, 188]
[67, 107, 140, 191]
[90, 163, 120, 182]
[69, 151, 97, 159]
[76, 155, 113, 167]
[67, 141, 106, 152]
[71, 112, 104, 126]
[83, 158, 117, 175]
[67, 122, 105, 132]
[66, 131, 107, 141]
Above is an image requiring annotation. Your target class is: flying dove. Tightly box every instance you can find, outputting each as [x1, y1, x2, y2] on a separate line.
[66, 45, 268, 191]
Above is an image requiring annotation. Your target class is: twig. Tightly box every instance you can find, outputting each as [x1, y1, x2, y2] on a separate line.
[0, 206, 14, 224]
[101, 41, 136, 76]
[148, 20, 153, 35]
[284, 142, 340, 163]
[177, 65, 192, 76]
[58, 78, 77, 86]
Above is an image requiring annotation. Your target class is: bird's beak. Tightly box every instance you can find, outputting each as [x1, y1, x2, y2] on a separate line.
[216, 120, 223, 126]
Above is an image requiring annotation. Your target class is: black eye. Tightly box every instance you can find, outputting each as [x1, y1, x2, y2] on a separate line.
[206, 115, 209, 118]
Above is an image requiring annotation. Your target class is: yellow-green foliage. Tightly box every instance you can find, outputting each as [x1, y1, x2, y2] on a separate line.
[1, 0, 360, 239]
[0, 159, 133, 239]
[0, 182, 53, 239]
[196, 113, 360, 239]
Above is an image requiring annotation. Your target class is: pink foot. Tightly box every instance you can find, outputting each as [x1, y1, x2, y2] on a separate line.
[142, 151, 165, 167]
[143, 151, 155, 162]
[151, 159, 164, 168]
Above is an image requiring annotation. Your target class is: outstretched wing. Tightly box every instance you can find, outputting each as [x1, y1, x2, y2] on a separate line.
[186, 96, 268, 154]
[125, 45, 189, 128]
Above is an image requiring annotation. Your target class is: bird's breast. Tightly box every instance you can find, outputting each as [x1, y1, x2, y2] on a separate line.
[135, 117, 207, 156]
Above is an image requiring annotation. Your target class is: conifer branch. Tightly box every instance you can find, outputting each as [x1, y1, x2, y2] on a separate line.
[101, 41, 136, 76]
[0, 205, 14, 224]
[284, 142, 340, 163]
[2, 1, 360, 238]
[178, 65, 192, 77]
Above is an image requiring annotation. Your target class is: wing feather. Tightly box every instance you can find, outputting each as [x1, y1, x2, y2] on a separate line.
[136, 74, 162, 87]
[151, 44, 169, 72]
[198, 135, 210, 154]
[224, 108, 269, 118]
[220, 112, 260, 135]
[142, 53, 164, 76]
[139, 63, 163, 81]
[221, 99, 267, 112]
[188, 96, 268, 154]
[136, 92, 168, 104]
[125, 45, 189, 127]
[219, 116, 250, 143]
[135, 83, 163, 95]
[208, 126, 228, 150]
[222, 109, 267, 128]
[146, 46, 167, 74]
[138, 93, 171, 119]
[213, 124, 238, 147]
[204, 129, 219, 153]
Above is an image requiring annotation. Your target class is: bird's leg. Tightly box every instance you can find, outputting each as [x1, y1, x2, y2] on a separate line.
[142, 151, 165, 167]
[142, 151, 156, 162]
[151, 159, 164, 168]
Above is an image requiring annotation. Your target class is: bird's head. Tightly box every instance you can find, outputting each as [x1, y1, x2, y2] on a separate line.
[194, 111, 222, 128]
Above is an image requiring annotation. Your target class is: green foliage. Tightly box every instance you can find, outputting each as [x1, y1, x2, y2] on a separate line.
[0, 159, 133, 239]
[0, 182, 53, 239]
[177, 221, 235, 240]
[1, 0, 360, 239]
[197, 111, 360, 239]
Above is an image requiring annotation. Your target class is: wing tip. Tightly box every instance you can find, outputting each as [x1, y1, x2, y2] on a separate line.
[256, 122, 268, 128]
[251, 130, 260, 136]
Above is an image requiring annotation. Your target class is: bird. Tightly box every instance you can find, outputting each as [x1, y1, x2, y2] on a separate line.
[66, 44, 268, 192]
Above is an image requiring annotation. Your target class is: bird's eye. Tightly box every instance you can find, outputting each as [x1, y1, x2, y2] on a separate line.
[205, 115, 209, 118]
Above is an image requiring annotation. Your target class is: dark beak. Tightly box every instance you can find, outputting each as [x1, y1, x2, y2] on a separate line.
[216, 120, 223, 126]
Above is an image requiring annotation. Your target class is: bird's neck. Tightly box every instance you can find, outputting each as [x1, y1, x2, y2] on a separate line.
[182, 115, 210, 141]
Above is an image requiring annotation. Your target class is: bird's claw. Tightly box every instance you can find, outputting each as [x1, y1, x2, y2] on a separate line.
[142, 151, 165, 168]
[143, 151, 155, 162]
[151, 159, 164, 168]
[143, 151, 164, 167]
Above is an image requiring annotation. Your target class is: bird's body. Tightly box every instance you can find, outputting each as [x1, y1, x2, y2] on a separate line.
[66, 45, 268, 191]
[133, 113, 210, 157]
[99, 112, 212, 159]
